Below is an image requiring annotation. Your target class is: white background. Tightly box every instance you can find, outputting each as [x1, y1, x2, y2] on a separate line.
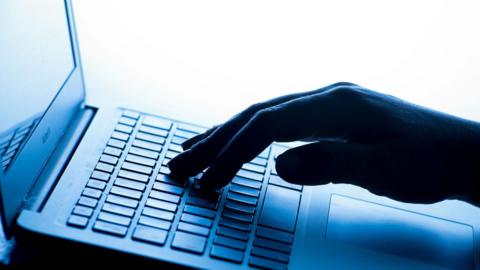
[73, 0, 480, 126]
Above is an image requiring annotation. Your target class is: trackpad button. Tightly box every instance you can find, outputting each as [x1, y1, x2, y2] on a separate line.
[326, 194, 474, 269]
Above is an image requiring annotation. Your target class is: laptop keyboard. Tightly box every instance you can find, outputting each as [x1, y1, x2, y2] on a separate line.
[66, 109, 303, 269]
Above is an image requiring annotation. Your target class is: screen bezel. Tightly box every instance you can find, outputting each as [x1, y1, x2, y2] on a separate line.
[0, 0, 85, 237]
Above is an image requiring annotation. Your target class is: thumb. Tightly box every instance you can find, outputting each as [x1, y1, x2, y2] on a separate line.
[275, 141, 375, 188]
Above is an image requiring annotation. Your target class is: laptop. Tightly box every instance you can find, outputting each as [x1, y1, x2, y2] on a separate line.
[1, 1, 479, 269]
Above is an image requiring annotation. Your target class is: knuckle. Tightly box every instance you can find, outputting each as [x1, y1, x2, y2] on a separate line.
[251, 108, 275, 125]
[329, 81, 358, 88]
[328, 85, 363, 100]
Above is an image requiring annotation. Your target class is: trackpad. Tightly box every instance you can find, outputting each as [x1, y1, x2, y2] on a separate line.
[326, 194, 474, 269]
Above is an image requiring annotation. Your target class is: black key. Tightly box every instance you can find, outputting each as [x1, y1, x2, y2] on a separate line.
[73, 205, 94, 217]
[251, 247, 289, 263]
[227, 192, 257, 206]
[216, 226, 250, 241]
[169, 143, 183, 153]
[171, 231, 207, 254]
[254, 237, 292, 254]
[142, 207, 175, 221]
[138, 216, 171, 230]
[184, 205, 216, 219]
[115, 178, 146, 191]
[122, 161, 152, 175]
[186, 196, 217, 209]
[83, 187, 102, 199]
[67, 215, 88, 228]
[77, 196, 98, 208]
[145, 198, 177, 212]
[93, 220, 127, 237]
[232, 176, 262, 190]
[129, 146, 159, 160]
[175, 129, 197, 139]
[87, 179, 107, 190]
[153, 182, 184, 195]
[211, 245, 244, 263]
[171, 136, 186, 145]
[91, 170, 110, 181]
[219, 218, 252, 232]
[106, 194, 138, 208]
[222, 210, 253, 223]
[96, 162, 115, 173]
[119, 116, 136, 127]
[229, 184, 260, 198]
[110, 186, 142, 200]
[181, 213, 213, 228]
[156, 174, 184, 187]
[177, 222, 210, 237]
[256, 226, 294, 244]
[102, 203, 135, 217]
[139, 125, 169, 137]
[259, 185, 300, 232]
[132, 225, 168, 246]
[213, 235, 247, 251]
[107, 138, 126, 149]
[269, 175, 302, 191]
[224, 200, 255, 215]
[149, 190, 181, 204]
[249, 256, 287, 270]
[136, 132, 166, 145]
[122, 110, 140, 120]
[132, 139, 162, 152]
[97, 212, 131, 226]
[111, 131, 129, 141]
[237, 169, 263, 181]
[125, 154, 156, 167]
[115, 124, 133, 134]
[250, 156, 268, 166]
[118, 170, 149, 183]
[142, 116, 172, 130]
[100, 154, 119, 165]
[242, 163, 265, 174]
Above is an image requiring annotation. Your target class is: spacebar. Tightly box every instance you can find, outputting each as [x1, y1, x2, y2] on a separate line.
[259, 185, 300, 232]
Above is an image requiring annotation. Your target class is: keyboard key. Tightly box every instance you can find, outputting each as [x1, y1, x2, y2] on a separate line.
[156, 174, 184, 187]
[142, 207, 175, 221]
[149, 190, 181, 204]
[122, 110, 140, 120]
[251, 247, 289, 263]
[210, 245, 244, 263]
[181, 213, 213, 228]
[106, 194, 139, 209]
[258, 148, 270, 159]
[256, 226, 294, 244]
[97, 211, 131, 226]
[115, 178, 146, 191]
[219, 218, 252, 232]
[159, 166, 171, 175]
[165, 151, 179, 159]
[227, 192, 257, 206]
[184, 205, 216, 219]
[96, 162, 115, 173]
[115, 124, 133, 134]
[87, 179, 107, 190]
[125, 154, 156, 167]
[67, 215, 89, 228]
[250, 156, 268, 166]
[145, 198, 177, 212]
[100, 154, 119, 165]
[222, 210, 253, 223]
[111, 131, 129, 141]
[271, 165, 278, 175]
[91, 170, 110, 181]
[224, 200, 255, 215]
[171, 136, 186, 145]
[249, 256, 287, 270]
[237, 169, 263, 181]
[214, 235, 247, 251]
[118, 170, 149, 183]
[259, 185, 300, 232]
[175, 129, 197, 139]
[169, 143, 183, 153]
[129, 146, 159, 160]
[171, 231, 207, 254]
[77, 196, 98, 208]
[254, 237, 292, 254]
[153, 182, 184, 196]
[229, 184, 260, 198]
[93, 220, 127, 237]
[132, 139, 162, 152]
[186, 196, 217, 209]
[83, 187, 102, 199]
[142, 116, 172, 130]
[122, 161, 152, 175]
[132, 225, 168, 246]
[119, 116, 136, 127]
[232, 176, 262, 189]
[177, 222, 210, 237]
[269, 175, 302, 191]
[242, 163, 265, 174]
[102, 203, 135, 217]
[217, 226, 250, 241]
[107, 138, 126, 149]
[139, 125, 169, 137]
[136, 132, 166, 145]
[176, 123, 206, 134]
[72, 205, 94, 217]
[110, 186, 142, 200]
[138, 216, 171, 230]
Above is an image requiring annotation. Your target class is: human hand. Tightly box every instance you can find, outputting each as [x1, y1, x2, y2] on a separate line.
[168, 82, 480, 205]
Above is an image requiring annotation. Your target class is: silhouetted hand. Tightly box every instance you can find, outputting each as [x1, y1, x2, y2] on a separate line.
[168, 82, 480, 205]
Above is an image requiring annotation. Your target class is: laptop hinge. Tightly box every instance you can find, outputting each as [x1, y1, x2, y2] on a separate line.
[22, 105, 97, 212]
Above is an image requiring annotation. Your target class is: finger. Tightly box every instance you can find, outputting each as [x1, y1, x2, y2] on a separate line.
[181, 125, 218, 150]
[168, 82, 357, 177]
